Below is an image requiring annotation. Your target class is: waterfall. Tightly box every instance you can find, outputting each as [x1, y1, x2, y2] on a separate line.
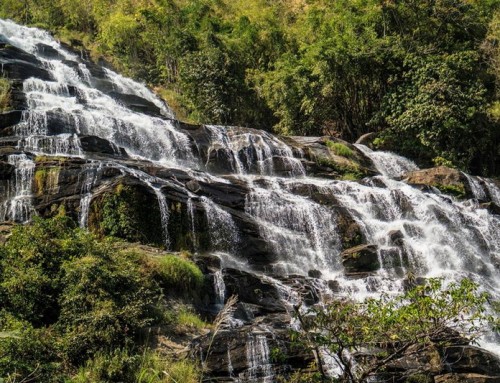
[239, 334, 274, 383]
[1, 154, 35, 222]
[78, 161, 102, 228]
[355, 144, 419, 178]
[201, 196, 239, 252]
[213, 270, 226, 307]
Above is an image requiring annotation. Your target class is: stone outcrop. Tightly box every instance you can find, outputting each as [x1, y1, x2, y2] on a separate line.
[403, 166, 469, 198]
[341, 244, 380, 274]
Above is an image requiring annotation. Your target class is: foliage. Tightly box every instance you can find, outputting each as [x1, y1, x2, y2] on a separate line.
[1, 0, 500, 175]
[0, 217, 203, 382]
[71, 348, 200, 383]
[94, 183, 164, 245]
[153, 254, 204, 293]
[326, 141, 355, 158]
[293, 278, 497, 383]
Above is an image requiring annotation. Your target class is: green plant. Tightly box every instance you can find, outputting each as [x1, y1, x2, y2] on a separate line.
[326, 141, 354, 158]
[293, 278, 496, 383]
[176, 307, 206, 331]
[154, 254, 204, 293]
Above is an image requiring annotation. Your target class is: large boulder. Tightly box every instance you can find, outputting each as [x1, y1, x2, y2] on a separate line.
[403, 167, 469, 198]
[441, 346, 500, 376]
[435, 374, 500, 383]
[341, 244, 380, 274]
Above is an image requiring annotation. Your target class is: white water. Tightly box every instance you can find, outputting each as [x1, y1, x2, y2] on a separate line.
[0, 154, 35, 222]
[78, 161, 102, 228]
[206, 125, 305, 176]
[355, 144, 419, 178]
[238, 334, 274, 383]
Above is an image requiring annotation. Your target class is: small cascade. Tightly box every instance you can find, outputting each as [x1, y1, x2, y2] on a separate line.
[206, 125, 305, 176]
[239, 333, 274, 383]
[244, 177, 341, 275]
[213, 270, 226, 307]
[355, 144, 419, 178]
[155, 187, 171, 249]
[102, 68, 175, 119]
[114, 165, 172, 248]
[186, 197, 197, 247]
[326, 176, 500, 299]
[480, 177, 500, 205]
[78, 161, 102, 228]
[1, 154, 35, 222]
[463, 173, 487, 201]
[201, 197, 239, 252]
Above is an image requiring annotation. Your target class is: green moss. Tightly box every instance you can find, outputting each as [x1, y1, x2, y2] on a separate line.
[316, 156, 366, 180]
[90, 183, 164, 246]
[434, 183, 466, 199]
[154, 254, 204, 293]
[0, 77, 11, 112]
[176, 307, 207, 330]
[34, 167, 61, 195]
[34, 155, 69, 163]
[326, 140, 355, 158]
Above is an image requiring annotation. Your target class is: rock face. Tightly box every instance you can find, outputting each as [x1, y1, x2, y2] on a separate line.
[341, 244, 380, 274]
[1, 19, 500, 382]
[403, 166, 469, 198]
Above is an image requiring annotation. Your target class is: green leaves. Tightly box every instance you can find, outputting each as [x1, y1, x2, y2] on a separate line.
[295, 278, 496, 382]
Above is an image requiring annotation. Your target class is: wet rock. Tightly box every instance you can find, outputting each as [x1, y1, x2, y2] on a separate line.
[480, 202, 500, 216]
[402, 275, 427, 291]
[328, 280, 341, 292]
[404, 167, 469, 199]
[441, 346, 500, 376]
[0, 160, 14, 180]
[0, 110, 22, 131]
[223, 268, 287, 314]
[308, 269, 322, 279]
[336, 206, 364, 249]
[108, 91, 163, 117]
[388, 229, 404, 246]
[341, 244, 380, 273]
[435, 373, 500, 383]
[80, 135, 127, 157]
[35, 43, 65, 60]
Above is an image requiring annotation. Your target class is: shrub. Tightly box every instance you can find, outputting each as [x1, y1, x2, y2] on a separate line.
[154, 255, 204, 293]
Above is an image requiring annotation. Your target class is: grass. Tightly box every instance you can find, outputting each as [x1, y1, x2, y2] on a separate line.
[72, 349, 200, 383]
[176, 307, 207, 331]
[326, 140, 355, 158]
[0, 77, 11, 112]
[155, 255, 204, 293]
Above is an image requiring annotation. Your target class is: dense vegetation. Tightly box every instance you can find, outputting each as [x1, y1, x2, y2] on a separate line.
[0, 217, 204, 382]
[1, 0, 500, 175]
[292, 278, 499, 383]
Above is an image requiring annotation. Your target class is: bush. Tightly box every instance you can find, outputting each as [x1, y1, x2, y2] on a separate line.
[154, 255, 204, 293]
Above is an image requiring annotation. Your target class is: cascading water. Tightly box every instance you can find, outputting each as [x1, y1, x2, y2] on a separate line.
[2, 18, 500, 377]
[239, 333, 274, 383]
[78, 161, 102, 228]
[0, 154, 35, 222]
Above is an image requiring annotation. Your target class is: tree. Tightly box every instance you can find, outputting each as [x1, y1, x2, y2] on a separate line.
[292, 278, 498, 383]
